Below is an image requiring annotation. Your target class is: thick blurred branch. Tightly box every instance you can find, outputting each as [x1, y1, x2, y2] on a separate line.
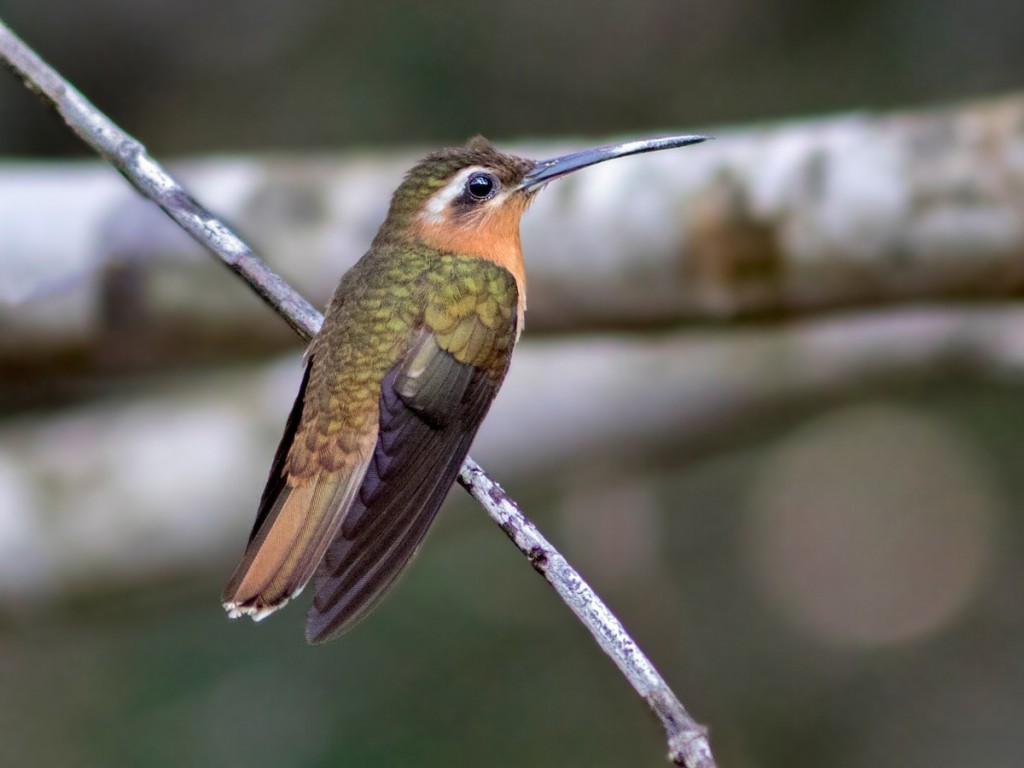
[0, 19, 714, 768]
[4, 93, 1024, 392]
[5, 304, 1024, 600]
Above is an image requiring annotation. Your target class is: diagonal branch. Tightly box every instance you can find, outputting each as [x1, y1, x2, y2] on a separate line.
[0, 19, 715, 768]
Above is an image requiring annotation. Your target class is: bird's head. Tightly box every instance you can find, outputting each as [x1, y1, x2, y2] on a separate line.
[380, 133, 710, 262]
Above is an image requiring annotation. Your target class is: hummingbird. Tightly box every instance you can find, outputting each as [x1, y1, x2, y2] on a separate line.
[223, 133, 708, 644]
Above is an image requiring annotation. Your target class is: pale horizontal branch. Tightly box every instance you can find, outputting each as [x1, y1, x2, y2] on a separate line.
[4, 93, 1024, 380]
[3, 305, 1022, 599]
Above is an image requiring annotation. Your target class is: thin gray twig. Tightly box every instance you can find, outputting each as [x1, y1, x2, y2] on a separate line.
[0, 18, 715, 768]
[457, 460, 714, 767]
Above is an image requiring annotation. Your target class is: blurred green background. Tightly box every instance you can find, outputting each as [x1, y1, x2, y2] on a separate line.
[2, 1, 1024, 767]
[3, 0, 1024, 155]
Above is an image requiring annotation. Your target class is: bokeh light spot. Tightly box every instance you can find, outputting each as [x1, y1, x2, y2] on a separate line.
[744, 403, 1000, 648]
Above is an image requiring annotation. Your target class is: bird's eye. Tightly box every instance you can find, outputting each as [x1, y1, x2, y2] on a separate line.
[465, 172, 498, 201]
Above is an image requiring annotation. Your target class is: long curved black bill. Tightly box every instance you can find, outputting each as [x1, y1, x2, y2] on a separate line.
[518, 134, 710, 190]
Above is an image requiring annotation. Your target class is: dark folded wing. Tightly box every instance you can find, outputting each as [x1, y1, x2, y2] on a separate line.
[305, 330, 501, 643]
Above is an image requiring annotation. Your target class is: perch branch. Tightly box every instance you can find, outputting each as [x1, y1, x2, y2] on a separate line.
[0, 19, 714, 768]
[458, 459, 712, 767]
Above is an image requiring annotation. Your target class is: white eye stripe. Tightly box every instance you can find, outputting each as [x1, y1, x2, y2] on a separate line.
[420, 166, 497, 224]
[421, 167, 482, 223]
